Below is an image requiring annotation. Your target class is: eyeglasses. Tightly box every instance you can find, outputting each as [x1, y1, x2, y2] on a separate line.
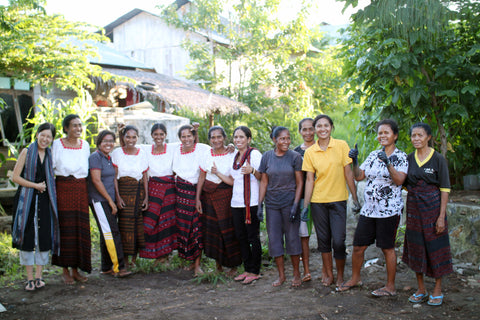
[102, 139, 115, 144]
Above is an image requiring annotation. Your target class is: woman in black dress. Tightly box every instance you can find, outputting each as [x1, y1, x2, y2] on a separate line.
[12, 123, 60, 291]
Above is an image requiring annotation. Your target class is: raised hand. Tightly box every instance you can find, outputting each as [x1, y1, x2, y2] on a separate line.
[349, 143, 359, 166]
[378, 146, 390, 166]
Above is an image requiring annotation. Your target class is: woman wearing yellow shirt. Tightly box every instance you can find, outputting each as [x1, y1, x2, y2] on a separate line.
[302, 114, 359, 287]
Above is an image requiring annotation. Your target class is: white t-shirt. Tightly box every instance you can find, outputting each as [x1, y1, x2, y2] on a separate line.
[229, 149, 262, 208]
[172, 143, 211, 185]
[200, 149, 235, 184]
[141, 143, 179, 177]
[52, 138, 90, 178]
[359, 148, 408, 218]
[111, 147, 149, 181]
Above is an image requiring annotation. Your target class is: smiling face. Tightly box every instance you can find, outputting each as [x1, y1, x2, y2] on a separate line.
[233, 129, 251, 151]
[180, 128, 195, 149]
[36, 129, 53, 150]
[123, 129, 138, 148]
[99, 134, 115, 155]
[151, 128, 166, 147]
[65, 118, 82, 139]
[315, 117, 332, 141]
[209, 129, 225, 151]
[377, 124, 397, 147]
[274, 129, 291, 153]
[299, 119, 314, 143]
[410, 127, 431, 150]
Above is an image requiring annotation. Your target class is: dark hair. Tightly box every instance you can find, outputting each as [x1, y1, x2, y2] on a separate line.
[376, 119, 399, 143]
[96, 130, 115, 148]
[272, 126, 289, 139]
[151, 123, 167, 136]
[36, 122, 56, 138]
[208, 126, 227, 140]
[177, 124, 196, 139]
[119, 125, 139, 146]
[298, 118, 314, 132]
[233, 126, 252, 139]
[409, 122, 432, 136]
[313, 114, 334, 129]
[62, 114, 80, 134]
[269, 126, 278, 140]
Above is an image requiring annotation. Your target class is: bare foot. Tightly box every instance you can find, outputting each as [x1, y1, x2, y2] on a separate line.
[72, 270, 88, 283]
[226, 268, 237, 278]
[291, 276, 302, 287]
[184, 264, 195, 271]
[62, 274, 74, 285]
[321, 274, 334, 286]
[194, 267, 204, 277]
[272, 277, 286, 287]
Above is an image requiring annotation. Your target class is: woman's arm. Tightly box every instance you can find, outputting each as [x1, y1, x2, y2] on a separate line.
[294, 170, 304, 204]
[436, 191, 449, 234]
[258, 172, 268, 204]
[12, 149, 46, 192]
[303, 171, 315, 208]
[212, 163, 234, 186]
[386, 165, 407, 186]
[195, 170, 206, 214]
[142, 171, 149, 211]
[344, 164, 359, 203]
[90, 169, 117, 214]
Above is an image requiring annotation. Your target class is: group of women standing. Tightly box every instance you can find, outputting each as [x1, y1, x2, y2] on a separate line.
[12, 113, 453, 306]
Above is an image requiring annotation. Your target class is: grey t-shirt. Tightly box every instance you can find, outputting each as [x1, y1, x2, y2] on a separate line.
[88, 150, 116, 203]
[258, 149, 302, 209]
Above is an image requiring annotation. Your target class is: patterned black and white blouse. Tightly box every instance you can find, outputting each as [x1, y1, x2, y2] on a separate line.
[359, 148, 408, 218]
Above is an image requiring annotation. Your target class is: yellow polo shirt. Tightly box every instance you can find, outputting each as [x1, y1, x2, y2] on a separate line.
[302, 138, 352, 203]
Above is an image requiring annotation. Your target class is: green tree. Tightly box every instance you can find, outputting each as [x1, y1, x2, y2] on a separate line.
[162, 0, 355, 149]
[1, 0, 111, 94]
[340, 0, 480, 183]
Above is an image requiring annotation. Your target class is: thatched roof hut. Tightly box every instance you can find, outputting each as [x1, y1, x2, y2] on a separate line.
[91, 68, 250, 119]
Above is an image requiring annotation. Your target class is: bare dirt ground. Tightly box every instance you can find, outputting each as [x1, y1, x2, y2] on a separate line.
[1, 245, 479, 320]
[1, 190, 479, 320]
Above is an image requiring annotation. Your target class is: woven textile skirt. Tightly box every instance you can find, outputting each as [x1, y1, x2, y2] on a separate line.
[117, 176, 145, 256]
[175, 177, 202, 261]
[52, 176, 91, 273]
[140, 175, 177, 259]
[201, 180, 241, 268]
[402, 180, 453, 278]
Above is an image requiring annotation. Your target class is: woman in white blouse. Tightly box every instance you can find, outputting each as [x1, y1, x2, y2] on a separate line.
[139, 123, 177, 265]
[172, 124, 210, 276]
[111, 125, 149, 267]
[51, 114, 91, 285]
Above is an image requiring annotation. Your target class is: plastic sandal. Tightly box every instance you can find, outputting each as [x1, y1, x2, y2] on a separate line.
[408, 291, 428, 303]
[25, 280, 35, 291]
[35, 278, 45, 289]
[427, 294, 444, 306]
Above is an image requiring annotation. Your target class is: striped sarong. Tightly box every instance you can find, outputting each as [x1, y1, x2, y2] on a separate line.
[52, 176, 91, 273]
[201, 180, 241, 268]
[140, 175, 177, 259]
[175, 177, 202, 261]
[117, 177, 145, 256]
[402, 180, 453, 278]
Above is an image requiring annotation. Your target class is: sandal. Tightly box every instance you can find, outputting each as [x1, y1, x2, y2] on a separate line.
[242, 274, 260, 285]
[408, 291, 428, 303]
[234, 272, 249, 282]
[100, 269, 115, 276]
[427, 294, 444, 306]
[35, 278, 45, 289]
[371, 287, 397, 297]
[25, 280, 35, 291]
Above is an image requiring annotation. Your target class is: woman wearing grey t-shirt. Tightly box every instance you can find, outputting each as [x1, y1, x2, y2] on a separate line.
[258, 126, 303, 287]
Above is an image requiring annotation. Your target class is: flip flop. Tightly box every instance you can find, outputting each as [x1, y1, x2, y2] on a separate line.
[371, 287, 397, 297]
[115, 269, 133, 278]
[336, 281, 363, 292]
[408, 291, 429, 303]
[234, 272, 249, 282]
[100, 269, 115, 276]
[25, 280, 35, 292]
[302, 273, 312, 282]
[35, 278, 45, 289]
[427, 294, 444, 306]
[242, 275, 260, 285]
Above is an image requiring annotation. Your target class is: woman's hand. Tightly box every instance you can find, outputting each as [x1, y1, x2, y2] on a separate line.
[241, 161, 253, 175]
[195, 199, 203, 215]
[142, 197, 149, 211]
[435, 217, 445, 234]
[117, 196, 126, 210]
[109, 200, 118, 215]
[211, 162, 218, 175]
[36, 181, 47, 193]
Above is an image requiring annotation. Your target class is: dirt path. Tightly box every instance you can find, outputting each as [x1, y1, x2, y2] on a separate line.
[1, 248, 479, 320]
